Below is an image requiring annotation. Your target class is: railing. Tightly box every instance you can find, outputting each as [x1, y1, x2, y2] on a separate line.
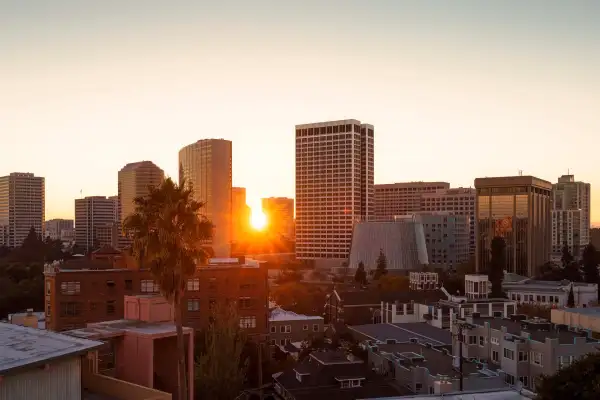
[82, 369, 172, 400]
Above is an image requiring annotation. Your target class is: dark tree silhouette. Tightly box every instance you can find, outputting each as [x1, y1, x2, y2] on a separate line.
[354, 261, 367, 285]
[488, 236, 506, 298]
[567, 284, 575, 308]
[536, 353, 600, 400]
[374, 249, 388, 280]
[582, 243, 599, 302]
[561, 243, 574, 269]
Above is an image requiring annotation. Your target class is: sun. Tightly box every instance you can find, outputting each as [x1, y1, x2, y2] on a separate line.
[250, 208, 267, 230]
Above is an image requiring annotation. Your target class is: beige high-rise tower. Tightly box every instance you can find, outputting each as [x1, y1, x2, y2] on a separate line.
[118, 161, 165, 229]
[179, 139, 232, 257]
[0, 173, 45, 247]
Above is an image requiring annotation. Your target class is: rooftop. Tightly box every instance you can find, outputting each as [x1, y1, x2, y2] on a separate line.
[471, 316, 598, 345]
[336, 289, 446, 306]
[64, 319, 193, 340]
[360, 388, 534, 399]
[206, 257, 260, 268]
[0, 323, 102, 375]
[560, 307, 600, 317]
[270, 307, 323, 322]
[349, 323, 452, 347]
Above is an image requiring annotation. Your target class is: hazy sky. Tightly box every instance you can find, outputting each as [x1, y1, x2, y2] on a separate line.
[1, 1, 599, 222]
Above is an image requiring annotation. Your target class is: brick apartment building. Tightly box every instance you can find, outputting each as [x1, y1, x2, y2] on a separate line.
[44, 246, 269, 337]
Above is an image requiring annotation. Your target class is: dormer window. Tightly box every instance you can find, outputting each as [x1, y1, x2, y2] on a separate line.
[336, 377, 364, 388]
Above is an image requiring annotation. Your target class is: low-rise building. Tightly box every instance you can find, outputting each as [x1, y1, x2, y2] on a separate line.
[367, 342, 506, 395]
[349, 322, 452, 349]
[7, 309, 45, 329]
[409, 272, 439, 290]
[273, 350, 410, 400]
[0, 322, 171, 400]
[452, 314, 600, 391]
[551, 307, 600, 337]
[269, 307, 324, 347]
[503, 273, 597, 308]
[64, 294, 195, 399]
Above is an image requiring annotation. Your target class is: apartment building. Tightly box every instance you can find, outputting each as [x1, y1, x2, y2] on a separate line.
[374, 182, 449, 221]
[475, 176, 552, 277]
[74, 196, 118, 252]
[422, 187, 476, 254]
[295, 119, 373, 266]
[118, 161, 164, 229]
[0, 172, 45, 247]
[44, 249, 269, 337]
[552, 174, 591, 259]
[44, 218, 74, 241]
[453, 314, 600, 390]
[409, 272, 439, 291]
[262, 197, 294, 239]
[179, 139, 232, 257]
[268, 307, 324, 347]
[232, 187, 250, 243]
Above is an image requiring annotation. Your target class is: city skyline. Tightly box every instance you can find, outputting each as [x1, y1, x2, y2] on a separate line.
[1, 1, 599, 221]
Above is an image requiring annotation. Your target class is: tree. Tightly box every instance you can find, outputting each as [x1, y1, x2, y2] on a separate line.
[536, 352, 600, 400]
[488, 236, 506, 298]
[376, 275, 409, 293]
[196, 303, 247, 400]
[567, 284, 575, 307]
[374, 249, 388, 280]
[563, 261, 582, 283]
[124, 177, 212, 400]
[354, 261, 367, 285]
[582, 243, 600, 303]
[270, 282, 326, 316]
[561, 243, 574, 269]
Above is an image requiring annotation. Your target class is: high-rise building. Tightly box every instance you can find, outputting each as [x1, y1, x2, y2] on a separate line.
[44, 219, 74, 241]
[475, 176, 552, 277]
[179, 139, 232, 257]
[74, 196, 118, 252]
[118, 161, 164, 229]
[232, 187, 250, 243]
[295, 119, 374, 266]
[262, 197, 294, 239]
[421, 188, 476, 254]
[552, 174, 591, 259]
[0, 173, 45, 247]
[374, 182, 450, 221]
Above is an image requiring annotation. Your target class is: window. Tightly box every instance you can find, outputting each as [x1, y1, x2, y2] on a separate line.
[479, 336, 485, 346]
[239, 297, 254, 309]
[60, 281, 81, 295]
[106, 301, 116, 315]
[492, 350, 499, 362]
[59, 302, 81, 317]
[141, 280, 159, 293]
[415, 383, 422, 390]
[46, 280, 51, 295]
[239, 316, 257, 329]
[341, 381, 350, 389]
[491, 337, 499, 345]
[313, 324, 319, 332]
[518, 351, 528, 362]
[531, 352, 543, 366]
[351, 380, 361, 388]
[504, 349, 515, 360]
[303, 325, 308, 331]
[187, 278, 200, 291]
[505, 374, 515, 385]
[270, 339, 276, 345]
[106, 280, 116, 288]
[519, 376, 529, 387]
[125, 279, 133, 290]
[187, 299, 200, 311]
[270, 326, 276, 333]
[468, 336, 477, 345]
[209, 299, 216, 310]
[280, 325, 291, 333]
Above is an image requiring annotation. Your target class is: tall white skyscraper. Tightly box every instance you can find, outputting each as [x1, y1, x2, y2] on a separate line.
[179, 139, 232, 257]
[552, 174, 591, 259]
[0, 173, 45, 247]
[295, 119, 374, 267]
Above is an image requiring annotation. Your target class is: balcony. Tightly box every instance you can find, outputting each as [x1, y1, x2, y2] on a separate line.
[83, 369, 171, 400]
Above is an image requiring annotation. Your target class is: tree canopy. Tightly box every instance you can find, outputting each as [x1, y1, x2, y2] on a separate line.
[374, 249, 388, 280]
[354, 261, 367, 285]
[536, 352, 600, 400]
[582, 243, 599, 303]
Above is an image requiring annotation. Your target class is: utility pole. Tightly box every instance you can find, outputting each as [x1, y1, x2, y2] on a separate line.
[453, 321, 468, 391]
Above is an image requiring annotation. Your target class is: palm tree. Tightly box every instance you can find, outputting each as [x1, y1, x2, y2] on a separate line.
[124, 177, 212, 400]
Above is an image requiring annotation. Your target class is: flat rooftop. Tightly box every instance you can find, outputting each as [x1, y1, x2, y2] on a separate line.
[560, 307, 600, 317]
[64, 319, 193, 340]
[472, 317, 598, 344]
[0, 323, 102, 375]
[349, 323, 452, 346]
[361, 388, 534, 399]
[270, 307, 323, 322]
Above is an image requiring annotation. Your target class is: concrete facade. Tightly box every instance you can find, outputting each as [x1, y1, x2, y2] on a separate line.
[74, 196, 118, 252]
[268, 308, 324, 347]
[552, 175, 591, 259]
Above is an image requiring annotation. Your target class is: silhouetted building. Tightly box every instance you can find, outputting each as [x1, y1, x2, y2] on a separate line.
[262, 197, 294, 239]
[232, 187, 250, 243]
[374, 182, 449, 221]
[74, 196, 117, 252]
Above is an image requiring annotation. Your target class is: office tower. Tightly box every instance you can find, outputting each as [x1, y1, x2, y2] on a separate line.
[118, 161, 164, 229]
[0, 173, 45, 247]
[295, 119, 374, 266]
[179, 139, 232, 257]
[552, 174, 591, 259]
[475, 176, 552, 277]
[262, 197, 294, 239]
[44, 219, 74, 241]
[232, 187, 250, 243]
[421, 188, 476, 254]
[374, 182, 450, 221]
[74, 196, 118, 252]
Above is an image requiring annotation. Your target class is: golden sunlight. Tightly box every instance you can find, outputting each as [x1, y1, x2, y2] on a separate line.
[250, 208, 267, 230]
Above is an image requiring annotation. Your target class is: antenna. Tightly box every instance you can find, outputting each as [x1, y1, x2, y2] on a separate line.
[518, 170, 523, 176]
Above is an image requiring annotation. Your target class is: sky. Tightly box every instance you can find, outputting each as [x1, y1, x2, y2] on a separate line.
[1, 0, 599, 222]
